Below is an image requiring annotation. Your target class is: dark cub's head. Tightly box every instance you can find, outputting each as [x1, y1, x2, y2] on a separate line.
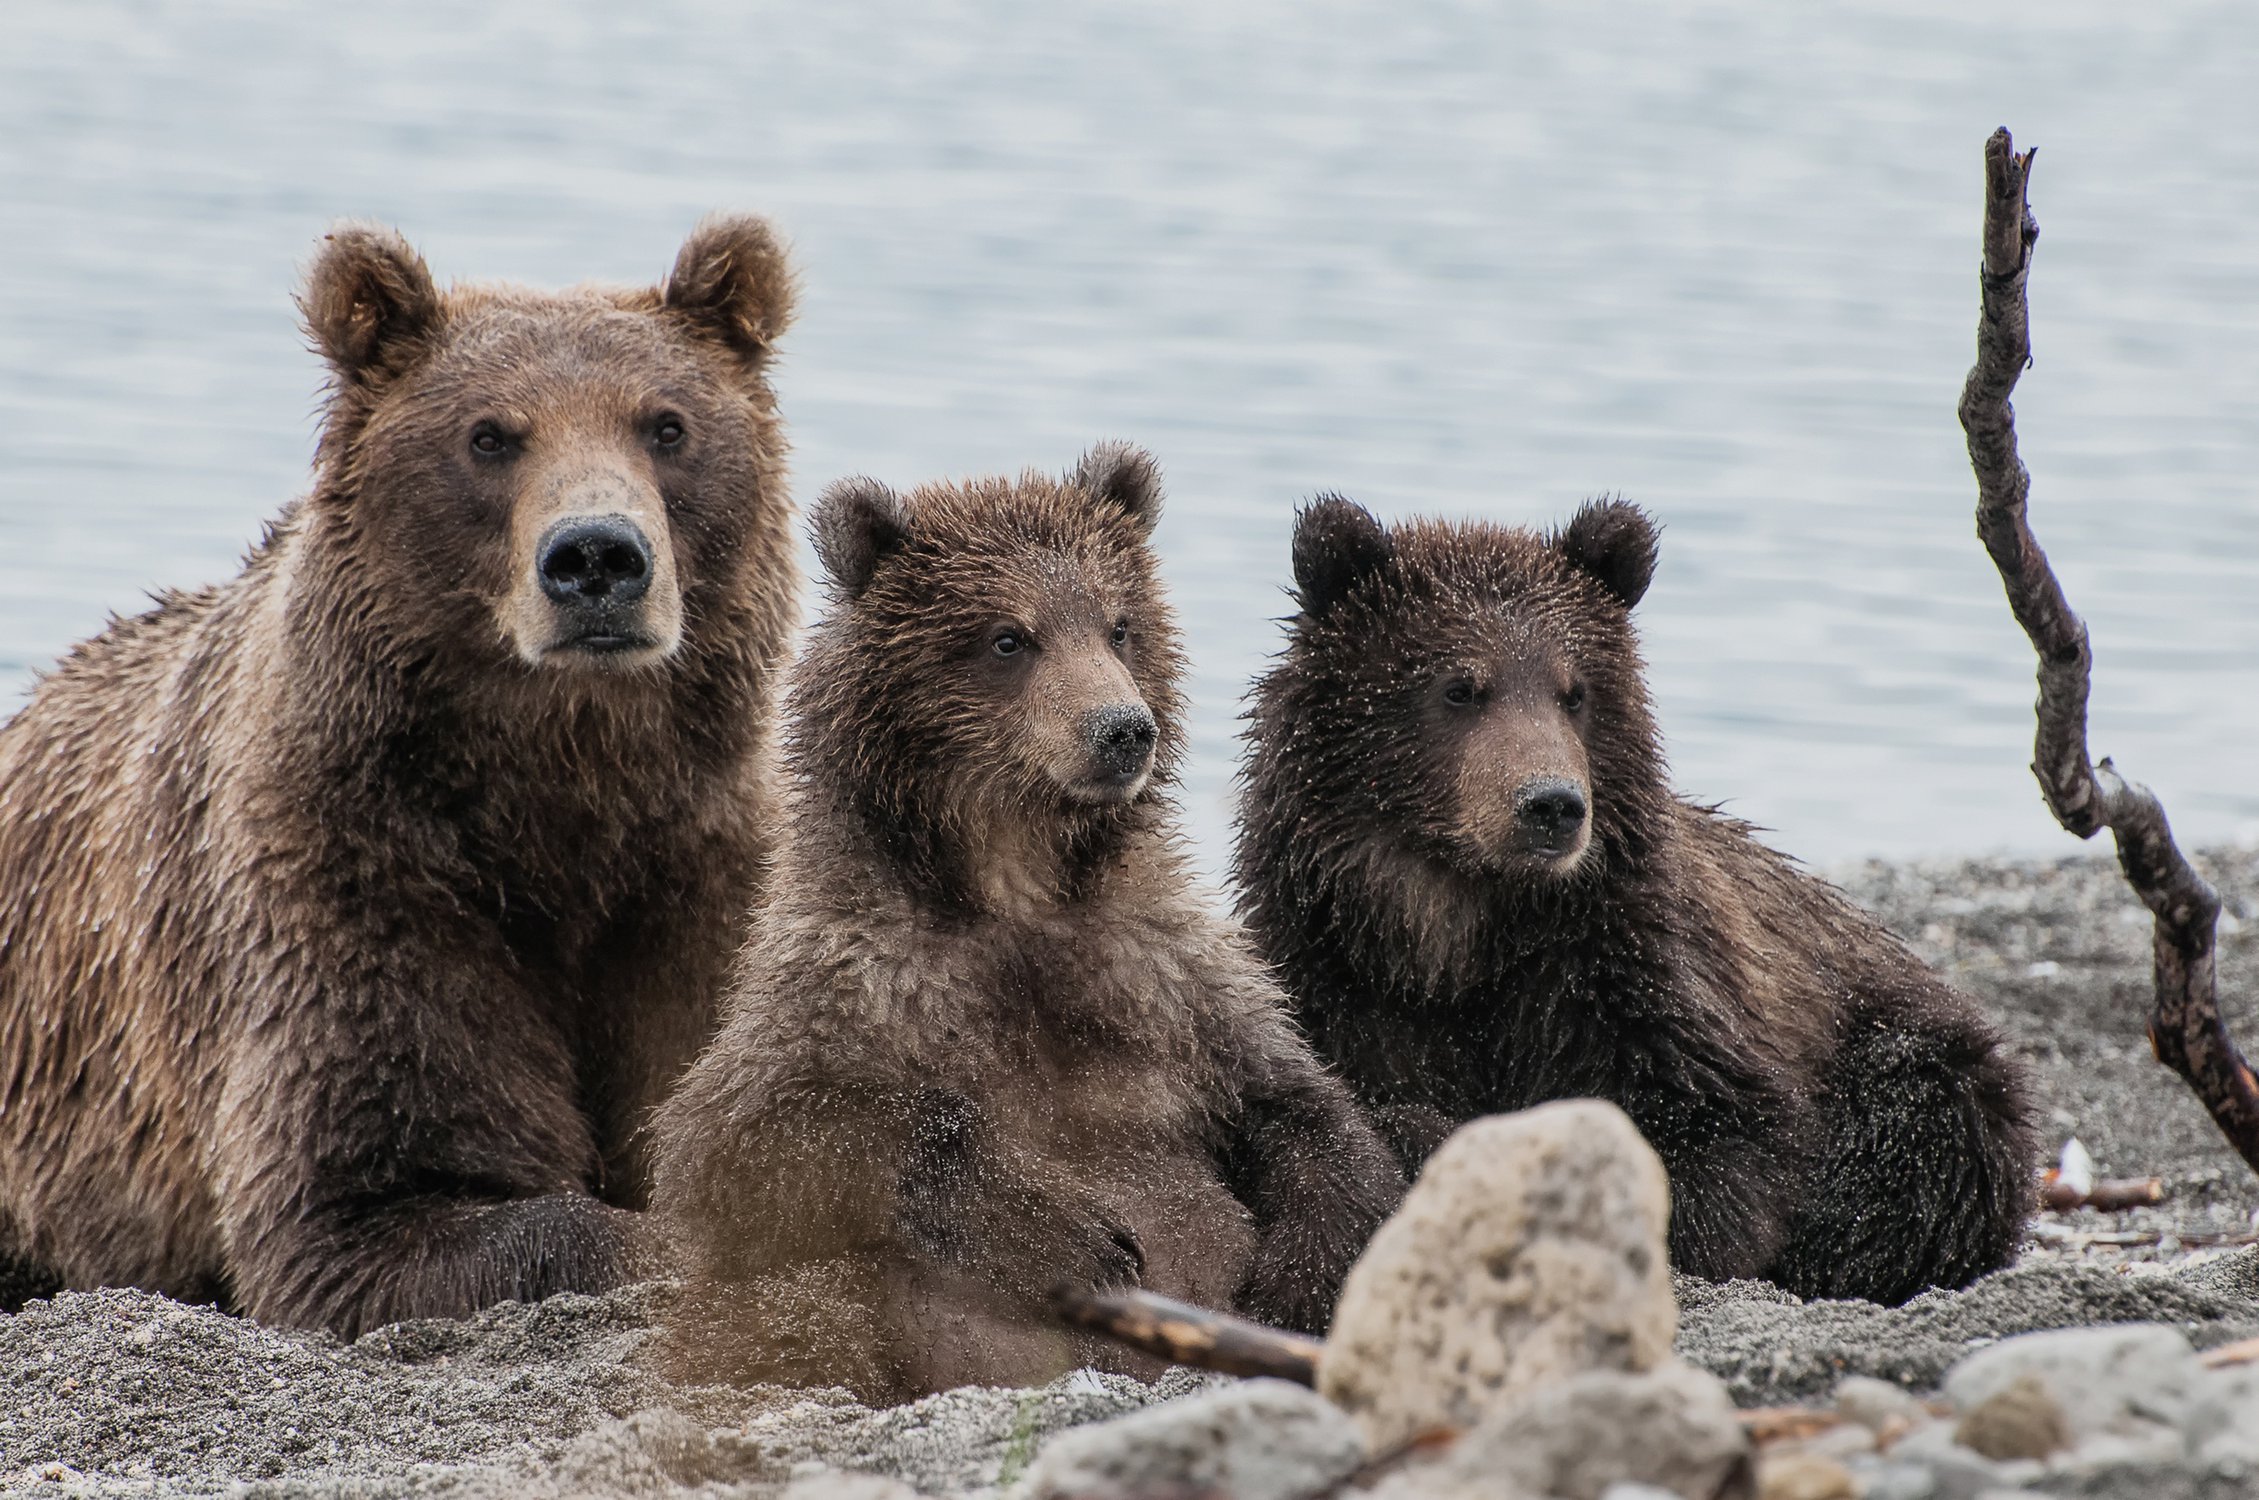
[297, 217, 797, 684]
[794, 445, 1186, 900]
[1243, 496, 1665, 893]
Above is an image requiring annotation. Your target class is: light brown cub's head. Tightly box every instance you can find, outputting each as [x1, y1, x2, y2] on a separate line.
[298, 217, 796, 678]
[793, 445, 1186, 904]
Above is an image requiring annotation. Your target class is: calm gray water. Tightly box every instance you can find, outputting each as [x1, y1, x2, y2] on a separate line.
[4, 1, 2256, 881]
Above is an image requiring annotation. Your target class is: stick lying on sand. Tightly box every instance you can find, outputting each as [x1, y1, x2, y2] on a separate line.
[2040, 1175, 2168, 1213]
[1051, 1283, 1325, 1384]
[1960, 126, 2259, 1178]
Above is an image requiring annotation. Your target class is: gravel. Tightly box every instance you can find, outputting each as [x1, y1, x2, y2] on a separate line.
[4, 847, 2257, 1497]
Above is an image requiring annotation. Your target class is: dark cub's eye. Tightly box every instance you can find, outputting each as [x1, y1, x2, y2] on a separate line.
[469, 422, 509, 458]
[1562, 682, 1588, 712]
[651, 414, 687, 450]
[991, 630, 1024, 658]
[1442, 680, 1477, 707]
[1110, 620, 1130, 648]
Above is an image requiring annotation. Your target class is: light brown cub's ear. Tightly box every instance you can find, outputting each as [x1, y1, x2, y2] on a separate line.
[664, 215, 796, 363]
[1065, 442, 1164, 538]
[300, 223, 442, 388]
[812, 477, 911, 599]
[1292, 495, 1393, 617]
[1552, 496, 1659, 610]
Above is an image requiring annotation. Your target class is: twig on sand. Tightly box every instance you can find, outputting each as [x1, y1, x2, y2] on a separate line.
[1960, 126, 2259, 1177]
[1050, 1283, 1325, 1384]
[2040, 1174, 2168, 1213]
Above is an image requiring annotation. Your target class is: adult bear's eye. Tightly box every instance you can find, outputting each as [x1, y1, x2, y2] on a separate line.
[1442, 680, 1476, 707]
[992, 631, 1023, 658]
[469, 422, 509, 458]
[652, 415, 687, 450]
[1562, 682, 1588, 712]
[1110, 620, 1130, 648]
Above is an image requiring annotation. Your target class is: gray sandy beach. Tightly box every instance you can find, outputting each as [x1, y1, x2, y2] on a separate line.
[5, 846, 2257, 1497]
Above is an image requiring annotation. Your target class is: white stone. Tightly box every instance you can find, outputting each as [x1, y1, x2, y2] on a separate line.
[1021, 1379, 1365, 1500]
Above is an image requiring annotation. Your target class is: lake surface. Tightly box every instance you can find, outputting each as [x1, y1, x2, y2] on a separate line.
[4, 0, 2256, 882]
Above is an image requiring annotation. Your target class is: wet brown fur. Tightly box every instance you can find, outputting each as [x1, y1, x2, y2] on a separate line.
[650, 450, 1403, 1401]
[1236, 498, 2037, 1304]
[0, 218, 800, 1334]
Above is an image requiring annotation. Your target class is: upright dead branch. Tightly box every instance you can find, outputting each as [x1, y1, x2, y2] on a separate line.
[1961, 126, 2259, 1175]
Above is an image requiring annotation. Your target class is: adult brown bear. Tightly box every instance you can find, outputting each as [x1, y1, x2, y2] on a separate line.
[649, 448, 1404, 1401]
[0, 218, 799, 1335]
[1235, 497, 2036, 1304]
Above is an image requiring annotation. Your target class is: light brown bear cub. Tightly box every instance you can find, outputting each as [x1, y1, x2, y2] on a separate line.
[0, 219, 799, 1334]
[650, 447, 1404, 1402]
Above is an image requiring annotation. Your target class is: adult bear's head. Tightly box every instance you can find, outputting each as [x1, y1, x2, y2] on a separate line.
[297, 218, 796, 687]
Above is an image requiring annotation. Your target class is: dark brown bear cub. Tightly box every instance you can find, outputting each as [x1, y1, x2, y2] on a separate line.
[1236, 497, 2036, 1305]
[0, 219, 800, 1334]
[650, 448, 1403, 1401]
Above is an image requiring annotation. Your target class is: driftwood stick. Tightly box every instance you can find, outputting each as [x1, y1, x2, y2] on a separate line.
[2040, 1175, 2168, 1213]
[1051, 1283, 1324, 1384]
[1960, 127, 2259, 1175]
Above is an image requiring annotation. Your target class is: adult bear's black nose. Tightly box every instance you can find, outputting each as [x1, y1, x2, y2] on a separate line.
[537, 516, 652, 606]
[1085, 703, 1159, 780]
[1516, 778, 1588, 843]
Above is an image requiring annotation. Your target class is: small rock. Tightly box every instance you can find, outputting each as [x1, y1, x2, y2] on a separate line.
[1319, 1101, 1677, 1449]
[1888, 1422, 2040, 1500]
[1757, 1452, 1856, 1500]
[1363, 1362, 1753, 1500]
[1952, 1373, 2067, 1461]
[1835, 1375, 1929, 1435]
[1021, 1379, 1366, 1500]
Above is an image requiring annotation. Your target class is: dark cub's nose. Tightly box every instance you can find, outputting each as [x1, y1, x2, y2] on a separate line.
[1516, 778, 1588, 845]
[537, 515, 652, 606]
[1085, 703, 1159, 780]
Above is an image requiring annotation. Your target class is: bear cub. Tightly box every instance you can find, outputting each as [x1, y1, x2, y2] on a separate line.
[1236, 496, 2036, 1304]
[650, 447, 1404, 1401]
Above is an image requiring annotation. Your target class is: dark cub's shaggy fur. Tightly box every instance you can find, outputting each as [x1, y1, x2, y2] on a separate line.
[1236, 496, 2035, 1303]
[651, 448, 1403, 1400]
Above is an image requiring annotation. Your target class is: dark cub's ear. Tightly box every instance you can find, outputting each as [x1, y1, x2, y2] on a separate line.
[1065, 442, 1164, 538]
[300, 223, 443, 388]
[1551, 496, 1659, 610]
[1291, 495, 1394, 617]
[812, 477, 911, 599]
[664, 214, 797, 363]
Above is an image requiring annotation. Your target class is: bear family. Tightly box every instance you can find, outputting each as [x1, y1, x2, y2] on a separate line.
[0, 218, 800, 1334]
[1236, 497, 2037, 1304]
[647, 449, 1405, 1402]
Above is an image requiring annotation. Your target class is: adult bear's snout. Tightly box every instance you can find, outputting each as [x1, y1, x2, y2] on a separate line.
[537, 515, 654, 607]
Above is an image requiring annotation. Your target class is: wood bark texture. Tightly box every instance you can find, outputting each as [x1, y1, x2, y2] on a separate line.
[1961, 126, 2259, 1176]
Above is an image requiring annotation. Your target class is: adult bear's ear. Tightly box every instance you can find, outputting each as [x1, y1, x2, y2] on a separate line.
[1551, 496, 1659, 610]
[1291, 495, 1393, 617]
[664, 214, 797, 364]
[812, 477, 911, 599]
[300, 223, 443, 389]
[1066, 441, 1164, 538]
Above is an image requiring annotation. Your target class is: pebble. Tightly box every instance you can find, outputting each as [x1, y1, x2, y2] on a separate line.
[1952, 1373, 2068, 1462]
[1319, 1100, 1678, 1450]
[1756, 1452, 1857, 1500]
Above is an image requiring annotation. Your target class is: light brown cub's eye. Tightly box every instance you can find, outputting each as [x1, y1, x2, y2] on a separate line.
[469, 423, 507, 457]
[652, 416, 686, 449]
[991, 631, 1023, 658]
[1442, 681, 1476, 707]
[1110, 620, 1130, 647]
[1562, 683, 1588, 711]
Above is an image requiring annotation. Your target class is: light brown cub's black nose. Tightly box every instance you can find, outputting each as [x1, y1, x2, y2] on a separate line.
[1085, 703, 1158, 780]
[1516, 778, 1587, 844]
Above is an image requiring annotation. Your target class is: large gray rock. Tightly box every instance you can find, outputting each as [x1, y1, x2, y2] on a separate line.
[1362, 1363, 1752, 1500]
[1020, 1379, 1366, 1500]
[1319, 1100, 1678, 1450]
